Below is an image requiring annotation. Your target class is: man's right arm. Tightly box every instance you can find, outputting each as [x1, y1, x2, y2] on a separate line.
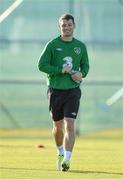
[38, 43, 62, 76]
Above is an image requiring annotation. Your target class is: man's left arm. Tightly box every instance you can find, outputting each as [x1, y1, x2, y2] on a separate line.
[80, 45, 89, 78]
[71, 45, 89, 82]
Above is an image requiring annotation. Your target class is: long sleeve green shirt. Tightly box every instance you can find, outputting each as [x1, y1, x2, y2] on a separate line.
[38, 36, 89, 89]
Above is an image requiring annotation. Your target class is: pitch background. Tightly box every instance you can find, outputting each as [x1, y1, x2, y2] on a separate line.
[0, 0, 123, 132]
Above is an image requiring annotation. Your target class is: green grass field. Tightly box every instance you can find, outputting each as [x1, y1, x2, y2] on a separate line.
[0, 128, 123, 179]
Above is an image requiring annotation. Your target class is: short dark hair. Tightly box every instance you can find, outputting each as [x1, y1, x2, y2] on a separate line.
[59, 14, 75, 24]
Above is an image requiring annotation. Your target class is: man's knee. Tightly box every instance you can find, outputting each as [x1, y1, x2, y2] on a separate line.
[53, 120, 64, 133]
[64, 118, 75, 132]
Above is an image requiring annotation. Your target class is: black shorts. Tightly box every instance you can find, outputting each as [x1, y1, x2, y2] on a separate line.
[47, 87, 81, 121]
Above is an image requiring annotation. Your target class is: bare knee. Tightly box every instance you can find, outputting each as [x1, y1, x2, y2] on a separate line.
[53, 125, 63, 134]
[52, 120, 64, 134]
[64, 118, 75, 132]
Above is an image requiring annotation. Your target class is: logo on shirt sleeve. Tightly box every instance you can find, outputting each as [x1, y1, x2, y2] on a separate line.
[56, 48, 63, 51]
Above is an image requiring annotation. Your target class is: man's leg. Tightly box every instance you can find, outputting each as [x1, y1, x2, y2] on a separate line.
[62, 117, 75, 171]
[64, 118, 75, 152]
[52, 119, 64, 148]
[52, 119, 64, 170]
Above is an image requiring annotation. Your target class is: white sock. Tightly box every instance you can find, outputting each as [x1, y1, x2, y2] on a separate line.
[57, 145, 64, 156]
[64, 151, 71, 160]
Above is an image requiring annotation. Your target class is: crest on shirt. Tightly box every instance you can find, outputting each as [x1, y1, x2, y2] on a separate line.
[74, 47, 81, 55]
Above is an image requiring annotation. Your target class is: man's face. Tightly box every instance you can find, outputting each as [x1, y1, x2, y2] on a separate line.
[59, 19, 75, 37]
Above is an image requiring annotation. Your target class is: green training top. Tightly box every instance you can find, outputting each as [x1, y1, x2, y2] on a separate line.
[38, 36, 89, 89]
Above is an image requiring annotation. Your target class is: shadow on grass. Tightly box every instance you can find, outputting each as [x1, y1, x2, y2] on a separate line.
[70, 170, 123, 176]
[0, 167, 56, 172]
[1, 167, 123, 176]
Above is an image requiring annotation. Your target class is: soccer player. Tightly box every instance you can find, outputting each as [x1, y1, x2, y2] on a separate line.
[38, 14, 89, 171]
